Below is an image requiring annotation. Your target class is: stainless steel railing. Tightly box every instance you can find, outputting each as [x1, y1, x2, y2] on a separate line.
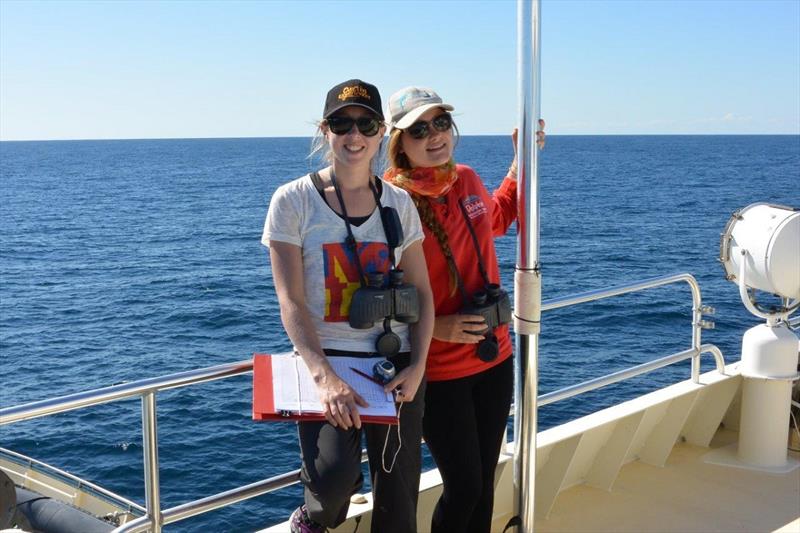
[541, 272, 714, 383]
[539, 345, 724, 406]
[1, 360, 255, 533]
[0, 272, 726, 532]
[0, 360, 253, 424]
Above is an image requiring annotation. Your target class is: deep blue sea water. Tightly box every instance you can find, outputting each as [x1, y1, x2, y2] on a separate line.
[1, 135, 798, 531]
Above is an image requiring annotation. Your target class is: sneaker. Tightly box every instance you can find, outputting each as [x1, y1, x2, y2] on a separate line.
[289, 504, 327, 533]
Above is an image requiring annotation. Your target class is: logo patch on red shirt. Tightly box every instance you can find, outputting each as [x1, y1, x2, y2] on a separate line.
[462, 194, 487, 219]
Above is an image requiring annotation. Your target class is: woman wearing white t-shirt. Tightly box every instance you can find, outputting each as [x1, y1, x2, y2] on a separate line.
[263, 79, 433, 533]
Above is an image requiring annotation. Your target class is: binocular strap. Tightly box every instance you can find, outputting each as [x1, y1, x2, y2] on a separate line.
[456, 199, 492, 288]
[436, 198, 495, 306]
[324, 170, 400, 286]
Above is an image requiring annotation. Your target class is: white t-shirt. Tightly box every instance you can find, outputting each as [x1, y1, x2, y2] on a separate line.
[262, 174, 424, 353]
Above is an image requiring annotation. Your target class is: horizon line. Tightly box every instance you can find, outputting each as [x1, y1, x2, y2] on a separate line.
[2, 132, 799, 143]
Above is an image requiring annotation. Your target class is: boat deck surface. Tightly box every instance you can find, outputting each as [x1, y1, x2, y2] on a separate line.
[260, 363, 800, 533]
[261, 428, 800, 533]
[534, 428, 800, 532]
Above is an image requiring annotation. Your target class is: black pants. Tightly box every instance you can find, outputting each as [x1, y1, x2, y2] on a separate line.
[298, 353, 425, 533]
[423, 356, 514, 533]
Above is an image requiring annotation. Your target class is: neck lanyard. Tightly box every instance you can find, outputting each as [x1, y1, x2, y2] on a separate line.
[327, 170, 396, 288]
[456, 199, 491, 285]
[436, 196, 493, 303]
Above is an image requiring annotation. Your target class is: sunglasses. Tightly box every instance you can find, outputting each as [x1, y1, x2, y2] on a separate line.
[326, 115, 382, 137]
[406, 113, 453, 140]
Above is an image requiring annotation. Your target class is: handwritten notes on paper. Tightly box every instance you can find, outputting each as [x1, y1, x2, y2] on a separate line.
[271, 353, 397, 419]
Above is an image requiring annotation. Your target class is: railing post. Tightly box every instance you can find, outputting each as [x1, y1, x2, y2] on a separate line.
[689, 278, 703, 383]
[142, 392, 162, 532]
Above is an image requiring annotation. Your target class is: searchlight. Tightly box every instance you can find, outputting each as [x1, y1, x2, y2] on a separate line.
[719, 202, 800, 472]
[721, 202, 800, 323]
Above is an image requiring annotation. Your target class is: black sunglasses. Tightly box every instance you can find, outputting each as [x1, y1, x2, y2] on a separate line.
[406, 113, 453, 140]
[326, 115, 382, 137]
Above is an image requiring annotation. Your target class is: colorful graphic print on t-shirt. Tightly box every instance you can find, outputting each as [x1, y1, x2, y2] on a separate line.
[323, 241, 390, 322]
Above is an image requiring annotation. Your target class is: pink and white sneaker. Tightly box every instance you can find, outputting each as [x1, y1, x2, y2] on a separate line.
[289, 504, 327, 533]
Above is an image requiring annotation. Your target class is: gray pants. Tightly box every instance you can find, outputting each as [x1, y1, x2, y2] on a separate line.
[298, 368, 425, 533]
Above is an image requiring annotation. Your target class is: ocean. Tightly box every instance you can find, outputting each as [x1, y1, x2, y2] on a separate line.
[1, 135, 798, 531]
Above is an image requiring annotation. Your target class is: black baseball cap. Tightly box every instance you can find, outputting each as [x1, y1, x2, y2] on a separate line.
[323, 79, 384, 120]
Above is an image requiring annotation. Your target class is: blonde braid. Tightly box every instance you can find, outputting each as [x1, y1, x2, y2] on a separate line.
[410, 193, 459, 298]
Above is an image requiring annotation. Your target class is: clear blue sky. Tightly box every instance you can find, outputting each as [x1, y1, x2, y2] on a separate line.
[1, 0, 798, 140]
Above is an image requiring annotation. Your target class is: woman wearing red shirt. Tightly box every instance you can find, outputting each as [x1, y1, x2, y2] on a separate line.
[383, 86, 543, 532]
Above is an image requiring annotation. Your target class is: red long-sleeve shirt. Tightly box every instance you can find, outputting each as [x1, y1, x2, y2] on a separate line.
[422, 164, 517, 381]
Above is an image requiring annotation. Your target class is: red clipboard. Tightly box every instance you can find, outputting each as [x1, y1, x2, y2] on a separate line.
[252, 353, 398, 425]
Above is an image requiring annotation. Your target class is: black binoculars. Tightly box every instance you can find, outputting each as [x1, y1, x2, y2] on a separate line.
[461, 283, 512, 362]
[349, 269, 420, 357]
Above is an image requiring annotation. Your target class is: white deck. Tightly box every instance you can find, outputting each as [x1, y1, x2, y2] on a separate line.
[261, 364, 800, 532]
[533, 429, 800, 532]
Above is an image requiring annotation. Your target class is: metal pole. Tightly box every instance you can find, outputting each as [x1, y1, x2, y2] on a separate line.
[142, 392, 162, 533]
[514, 0, 542, 530]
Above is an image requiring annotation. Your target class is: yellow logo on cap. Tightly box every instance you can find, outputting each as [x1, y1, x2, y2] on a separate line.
[338, 86, 370, 101]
